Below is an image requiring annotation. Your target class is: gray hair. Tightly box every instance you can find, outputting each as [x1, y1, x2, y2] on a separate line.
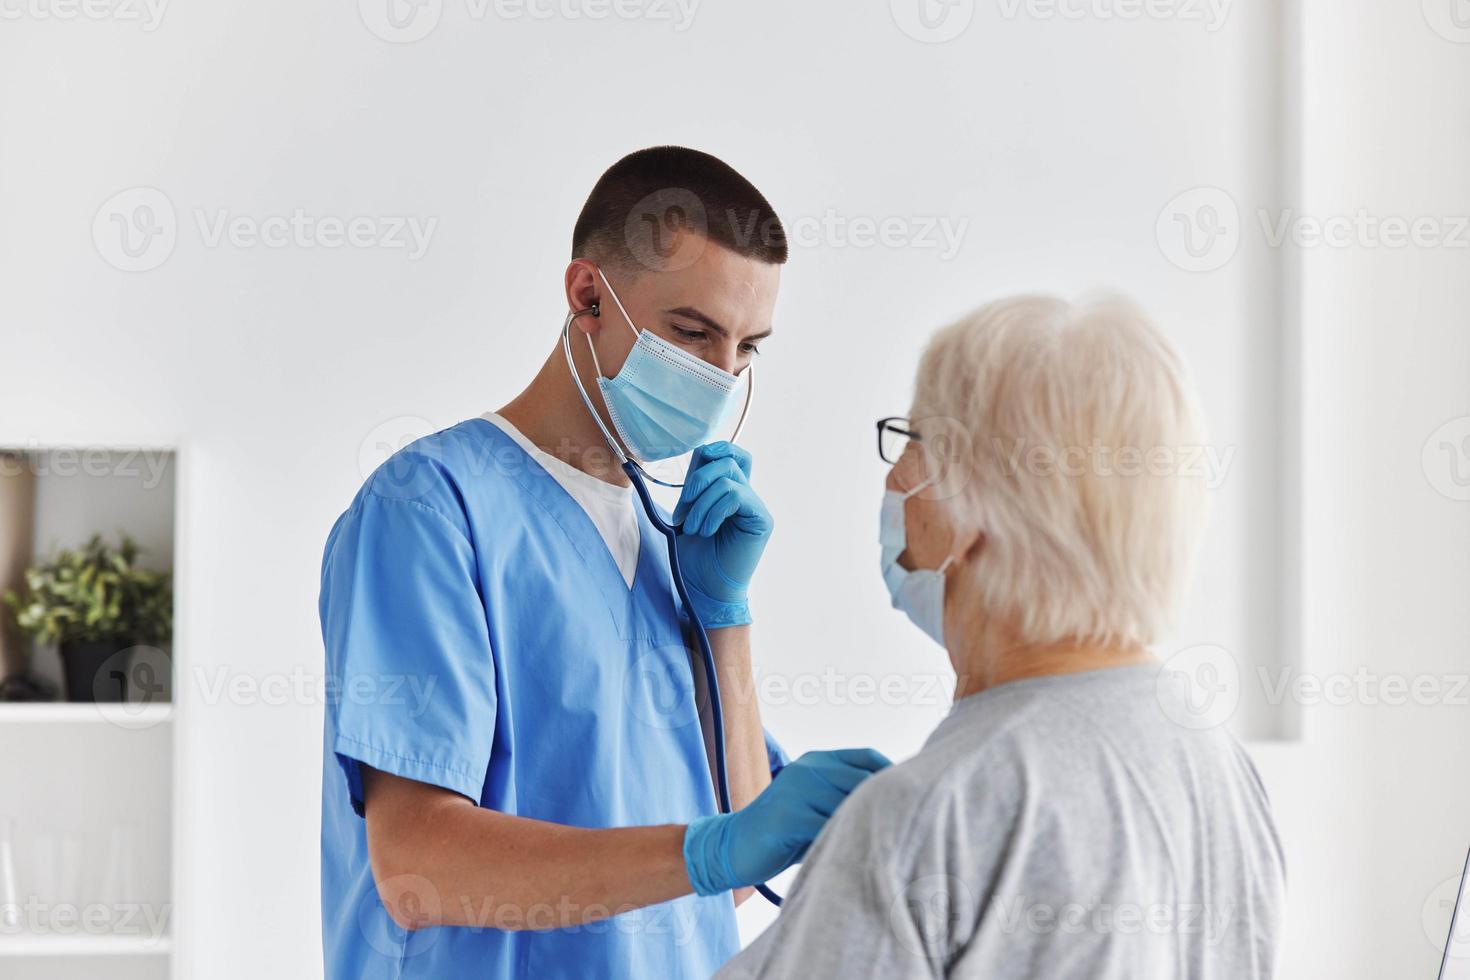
[909, 293, 1208, 648]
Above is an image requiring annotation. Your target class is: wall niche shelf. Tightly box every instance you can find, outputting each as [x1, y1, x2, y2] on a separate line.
[0, 444, 179, 980]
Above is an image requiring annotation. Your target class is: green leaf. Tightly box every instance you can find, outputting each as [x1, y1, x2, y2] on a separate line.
[6, 533, 173, 645]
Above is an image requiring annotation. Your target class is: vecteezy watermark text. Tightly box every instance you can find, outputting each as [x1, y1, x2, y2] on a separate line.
[993, 437, 1235, 489]
[93, 187, 437, 272]
[0, 445, 171, 490]
[780, 210, 969, 261]
[357, 0, 699, 43]
[0, 0, 168, 29]
[1158, 186, 1470, 273]
[359, 875, 702, 958]
[1155, 643, 1470, 732]
[1, 899, 172, 940]
[193, 209, 435, 259]
[995, 896, 1236, 944]
[994, 0, 1231, 31]
[193, 666, 439, 716]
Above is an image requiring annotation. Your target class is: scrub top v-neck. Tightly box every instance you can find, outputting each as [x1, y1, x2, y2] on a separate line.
[478, 411, 641, 589]
[318, 417, 781, 979]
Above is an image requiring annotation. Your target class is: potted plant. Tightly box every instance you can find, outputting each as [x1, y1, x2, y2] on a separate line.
[1, 534, 173, 703]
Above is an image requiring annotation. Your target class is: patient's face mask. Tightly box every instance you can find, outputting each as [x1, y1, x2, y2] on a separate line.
[586, 269, 743, 462]
[879, 474, 954, 648]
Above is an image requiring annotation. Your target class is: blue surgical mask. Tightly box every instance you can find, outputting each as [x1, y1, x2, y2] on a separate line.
[587, 269, 742, 462]
[879, 480, 954, 647]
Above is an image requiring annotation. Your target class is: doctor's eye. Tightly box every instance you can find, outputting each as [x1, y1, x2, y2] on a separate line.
[672, 325, 708, 344]
[739, 341, 762, 356]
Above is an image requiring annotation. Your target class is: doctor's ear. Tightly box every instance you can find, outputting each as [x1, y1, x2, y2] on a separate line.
[563, 259, 605, 332]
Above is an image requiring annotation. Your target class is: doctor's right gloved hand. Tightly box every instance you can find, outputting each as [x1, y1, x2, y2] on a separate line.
[682, 748, 893, 895]
[672, 442, 772, 629]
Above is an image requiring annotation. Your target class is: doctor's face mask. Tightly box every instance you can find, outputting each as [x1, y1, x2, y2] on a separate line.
[585, 268, 744, 462]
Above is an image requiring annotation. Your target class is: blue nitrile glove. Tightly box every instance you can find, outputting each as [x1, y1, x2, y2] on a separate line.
[672, 441, 773, 628]
[683, 748, 893, 896]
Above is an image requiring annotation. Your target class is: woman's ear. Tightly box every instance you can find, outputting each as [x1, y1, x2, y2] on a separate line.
[959, 527, 986, 565]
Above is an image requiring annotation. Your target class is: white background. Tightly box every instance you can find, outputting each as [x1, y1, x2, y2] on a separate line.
[2, 0, 1469, 977]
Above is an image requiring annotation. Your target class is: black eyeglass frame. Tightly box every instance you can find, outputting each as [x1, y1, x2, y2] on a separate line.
[876, 416, 921, 464]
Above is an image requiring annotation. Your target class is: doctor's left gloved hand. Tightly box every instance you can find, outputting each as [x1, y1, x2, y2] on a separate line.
[672, 441, 772, 628]
[683, 748, 893, 896]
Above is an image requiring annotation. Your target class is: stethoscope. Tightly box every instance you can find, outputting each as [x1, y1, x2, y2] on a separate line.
[563, 303, 785, 909]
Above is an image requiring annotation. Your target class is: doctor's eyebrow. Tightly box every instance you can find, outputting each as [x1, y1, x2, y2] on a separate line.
[664, 306, 774, 342]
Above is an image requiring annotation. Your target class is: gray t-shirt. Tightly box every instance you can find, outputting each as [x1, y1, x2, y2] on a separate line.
[716, 664, 1285, 979]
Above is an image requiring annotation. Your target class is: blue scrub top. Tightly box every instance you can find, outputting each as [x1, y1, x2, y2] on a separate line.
[318, 418, 784, 979]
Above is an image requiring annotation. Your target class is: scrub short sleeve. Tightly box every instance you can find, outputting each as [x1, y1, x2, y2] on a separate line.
[762, 727, 789, 776]
[320, 491, 495, 816]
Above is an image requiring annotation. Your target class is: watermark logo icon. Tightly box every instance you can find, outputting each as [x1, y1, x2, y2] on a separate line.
[890, 0, 974, 43]
[1423, 416, 1470, 501]
[1156, 186, 1240, 272]
[92, 646, 173, 730]
[1423, 0, 1470, 43]
[358, 415, 436, 480]
[358, 415, 439, 501]
[359, 0, 443, 42]
[890, 874, 975, 957]
[93, 187, 176, 272]
[1424, 872, 1469, 956]
[625, 646, 702, 731]
[1155, 643, 1239, 730]
[358, 873, 441, 957]
[623, 188, 708, 273]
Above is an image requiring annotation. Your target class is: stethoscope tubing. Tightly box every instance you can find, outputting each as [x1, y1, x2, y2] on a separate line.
[624, 461, 784, 908]
[562, 300, 782, 906]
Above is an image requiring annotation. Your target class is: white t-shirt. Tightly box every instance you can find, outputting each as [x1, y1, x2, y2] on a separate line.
[480, 412, 640, 588]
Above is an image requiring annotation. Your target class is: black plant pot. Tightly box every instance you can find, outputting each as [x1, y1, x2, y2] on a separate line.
[59, 639, 131, 703]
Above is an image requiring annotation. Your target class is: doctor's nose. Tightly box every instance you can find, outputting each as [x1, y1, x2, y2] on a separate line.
[704, 341, 745, 377]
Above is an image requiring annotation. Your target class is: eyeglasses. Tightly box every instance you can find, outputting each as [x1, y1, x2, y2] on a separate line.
[876, 417, 920, 465]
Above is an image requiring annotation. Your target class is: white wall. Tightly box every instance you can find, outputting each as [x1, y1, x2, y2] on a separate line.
[1, 0, 1466, 977]
[1260, 1, 1470, 976]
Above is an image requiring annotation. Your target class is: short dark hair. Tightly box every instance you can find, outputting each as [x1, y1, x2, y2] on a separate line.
[572, 146, 787, 272]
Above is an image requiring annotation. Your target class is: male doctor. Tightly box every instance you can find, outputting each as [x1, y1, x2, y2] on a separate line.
[318, 146, 890, 978]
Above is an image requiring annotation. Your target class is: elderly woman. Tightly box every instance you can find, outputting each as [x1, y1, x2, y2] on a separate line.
[716, 295, 1286, 979]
